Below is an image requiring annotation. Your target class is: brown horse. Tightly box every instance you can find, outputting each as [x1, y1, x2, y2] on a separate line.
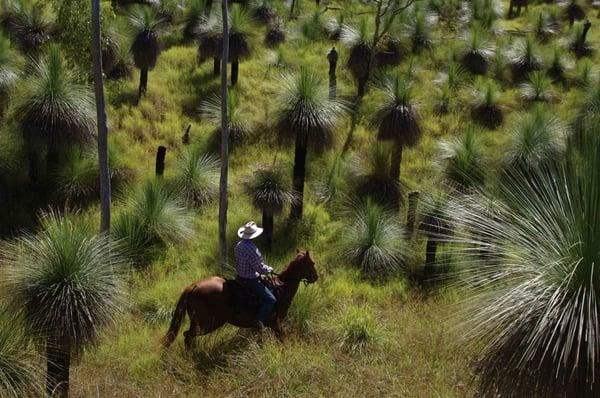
[161, 251, 318, 348]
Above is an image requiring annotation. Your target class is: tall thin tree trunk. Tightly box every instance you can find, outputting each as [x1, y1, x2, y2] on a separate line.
[262, 211, 274, 252]
[219, 0, 230, 273]
[390, 142, 403, 184]
[289, 0, 297, 18]
[231, 60, 239, 86]
[92, 0, 111, 233]
[138, 67, 148, 101]
[213, 57, 220, 75]
[46, 336, 70, 398]
[291, 133, 307, 220]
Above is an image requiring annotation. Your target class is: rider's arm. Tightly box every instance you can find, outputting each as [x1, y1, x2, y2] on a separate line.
[251, 246, 273, 275]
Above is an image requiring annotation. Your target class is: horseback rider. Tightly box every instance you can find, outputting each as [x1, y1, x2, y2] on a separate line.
[234, 221, 277, 328]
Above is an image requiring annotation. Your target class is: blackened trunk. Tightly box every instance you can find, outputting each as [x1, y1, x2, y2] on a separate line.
[357, 75, 367, 97]
[390, 142, 403, 185]
[138, 67, 148, 101]
[262, 211, 274, 252]
[213, 57, 220, 75]
[423, 238, 438, 281]
[405, 191, 419, 238]
[28, 151, 39, 184]
[290, 133, 307, 220]
[155, 146, 167, 176]
[46, 337, 70, 397]
[46, 134, 59, 173]
[231, 61, 239, 86]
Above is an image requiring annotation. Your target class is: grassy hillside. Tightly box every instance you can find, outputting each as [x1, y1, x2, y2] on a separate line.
[2, 0, 600, 396]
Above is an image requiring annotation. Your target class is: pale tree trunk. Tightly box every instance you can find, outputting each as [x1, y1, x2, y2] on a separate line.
[219, 0, 230, 273]
[91, 0, 111, 232]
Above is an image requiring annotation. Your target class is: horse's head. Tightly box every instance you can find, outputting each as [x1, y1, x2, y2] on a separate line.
[284, 250, 318, 284]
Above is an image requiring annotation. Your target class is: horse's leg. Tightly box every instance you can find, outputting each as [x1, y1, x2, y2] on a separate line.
[270, 319, 284, 342]
[184, 309, 200, 350]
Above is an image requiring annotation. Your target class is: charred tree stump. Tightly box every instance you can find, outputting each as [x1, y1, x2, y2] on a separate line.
[155, 146, 167, 177]
[405, 191, 420, 238]
[182, 124, 191, 145]
[327, 47, 338, 99]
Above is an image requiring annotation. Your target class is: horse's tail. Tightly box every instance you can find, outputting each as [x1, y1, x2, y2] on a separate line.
[161, 286, 190, 348]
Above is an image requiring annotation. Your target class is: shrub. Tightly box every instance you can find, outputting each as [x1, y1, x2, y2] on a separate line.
[532, 11, 558, 42]
[348, 144, 397, 205]
[573, 58, 597, 87]
[438, 127, 600, 396]
[469, 77, 503, 128]
[564, 20, 594, 58]
[172, 147, 219, 207]
[404, 6, 436, 53]
[519, 71, 554, 103]
[0, 211, 126, 396]
[437, 127, 486, 191]
[469, 0, 503, 29]
[299, 9, 324, 42]
[461, 22, 495, 75]
[340, 200, 407, 279]
[113, 180, 194, 257]
[504, 104, 567, 171]
[201, 89, 252, 148]
[546, 47, 573, 82]
[0, 312, 43, 398]
[505, 35, 544, 80]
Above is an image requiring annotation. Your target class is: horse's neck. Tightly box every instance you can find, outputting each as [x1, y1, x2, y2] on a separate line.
[278, 278, 300, 307]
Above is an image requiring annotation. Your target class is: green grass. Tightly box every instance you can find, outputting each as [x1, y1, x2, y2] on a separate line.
[3, 0, 600, 396]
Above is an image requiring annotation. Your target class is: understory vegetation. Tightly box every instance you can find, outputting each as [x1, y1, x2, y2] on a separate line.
[1, 0, 600, 396]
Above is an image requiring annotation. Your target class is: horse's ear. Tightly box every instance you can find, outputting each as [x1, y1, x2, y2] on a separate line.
[296, 248, 300, 254]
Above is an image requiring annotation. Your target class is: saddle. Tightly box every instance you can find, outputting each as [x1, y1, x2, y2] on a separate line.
[226, 274, 283, 314]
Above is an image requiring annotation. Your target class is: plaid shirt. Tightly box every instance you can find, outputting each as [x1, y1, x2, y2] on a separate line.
[234, 239, 273, 279]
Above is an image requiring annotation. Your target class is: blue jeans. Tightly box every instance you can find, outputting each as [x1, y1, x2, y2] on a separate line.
[245, 278, 277, 323]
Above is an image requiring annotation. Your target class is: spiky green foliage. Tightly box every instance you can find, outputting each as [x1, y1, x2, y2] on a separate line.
[201, 89, 252, 143]
[198, 5, 253, 61]
[340, 200, 407, 278]
[573, 58, 597, 87]
[437, 127, 486, 191]
[340, 19, 372, 84]
[469, 0, 502, 29]
[113, 180, 194, 257]
[547, 47, 573, 82]
[519, 71, 554, 102]
[127, 5, 167, 71]
[504, 105, 567, 171]
[0, 211, 126, 347]
[182, 0, 207, 41]
[245, 164, 296, 215]
[532, 11, 558, 42]
[348, 144, 397, 205]
[55, 150, 100, 203]
[559, 0, 585, 25]
[461, 22, 495, 75]
[13, 44, 95, 149]
[404, 6, 436, 53]
[574, 78, 600, 134]
[438, 127, 600, 396]
[325, 7, 350, 41]
[251, 0, 276, 24]
[435, 61, 466, 90]
[373, 73, 421, 146]
[0, 0, 53, 53]
[469, 77, 503, 128]
[276, 68, 346, 152]
[0, 33, 19, 113]
[300, 9, 325, 42]
[565, 20, 594, 58]
[172, 147, 219, 207]
[0, 312, 43, 398]
[433, 83, 452, 115]
[315, 154, 349, 205]
[506, 35, 544, 79]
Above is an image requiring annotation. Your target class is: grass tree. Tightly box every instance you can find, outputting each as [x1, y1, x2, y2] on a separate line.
[127, 5, 166, 101]
[348, 144, 398, 205]
[113, 180, 194, 259]
[245, 164, 296, 251]
[574, 78, 600, 136]
[404, 6, 436, 54]
[418, 194, 453, 281]
[265, 17, 285, 47]
[469, 0, 502, 29]
[565, 20, 594, 58]
[340, 19, 372, 97]
[172, 147, 219, 207]
[276, 68, 346, 219]
[182, 0, 208, 42]
[461, 22, 495, 75]
[0, 312, 43, 397]
[13, 44, 95, 180]
[559, 0, 585, 26]
[201, 88, 252, 148]
[573, 58, 597, 87]
[437, 127, 486, 191]
[504, 104, 567, 172]
[547, 47, 573, 82]
[251, 0, 277, 24]
[519, 71, 554, 103]
[470, 77, 503, 128]
[372, 73, 422, 190]
[0, 34, 20, 117]
[532, 11, 558, 42]
[506, 35, 544, 80]
[0, 211, 126, 396]
[0, 0, 54, 54]
[340, 199, 407, 279]
[437, 125, 600, 396]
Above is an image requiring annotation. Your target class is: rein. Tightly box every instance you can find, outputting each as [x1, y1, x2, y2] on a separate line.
[271, 271, 311, 287]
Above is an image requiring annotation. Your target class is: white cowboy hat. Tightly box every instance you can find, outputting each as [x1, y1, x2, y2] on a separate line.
[237, 221, 264, 239]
